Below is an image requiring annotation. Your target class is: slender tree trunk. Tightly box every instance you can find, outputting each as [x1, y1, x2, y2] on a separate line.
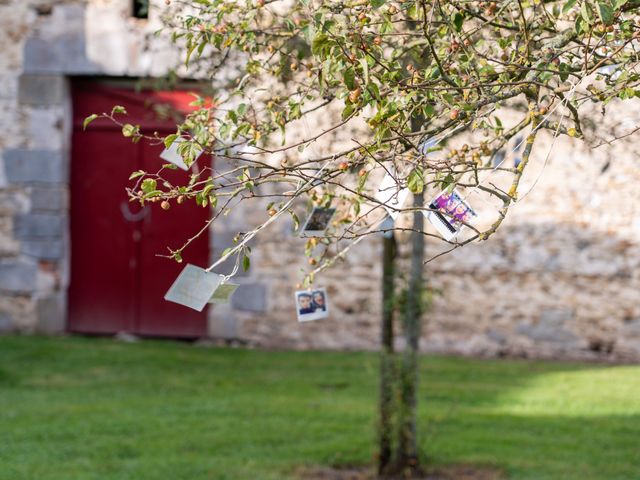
[378, 231, 397, 475]
[397, 190, 425, 475]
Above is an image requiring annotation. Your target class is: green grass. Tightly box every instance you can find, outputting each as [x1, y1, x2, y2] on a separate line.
[0, 336, 638, 480]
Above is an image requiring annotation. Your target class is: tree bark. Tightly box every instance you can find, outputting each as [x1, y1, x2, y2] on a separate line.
[396, 190, 425, 475]
[378, 231, 397, 475]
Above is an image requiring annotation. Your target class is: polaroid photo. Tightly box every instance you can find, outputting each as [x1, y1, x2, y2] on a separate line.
[160, 137, 203, 171]
[425, 189, 478, 241]
[375, 172, 409, 220]
[208, 282, 239, 305]
[295, 288, 329, 322]
[300, 207, 336, 237]
[164, 264, 222, 311]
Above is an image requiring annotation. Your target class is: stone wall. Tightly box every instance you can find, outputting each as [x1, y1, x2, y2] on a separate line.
[1, 0, 640, 361]
[229, 117, 640, 362]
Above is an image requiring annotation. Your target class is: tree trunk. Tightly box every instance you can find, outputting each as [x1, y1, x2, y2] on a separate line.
[378, 231, 397, 475]
[396, 190, 425, 475]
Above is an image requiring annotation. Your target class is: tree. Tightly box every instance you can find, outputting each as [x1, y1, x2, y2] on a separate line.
[88, 0, 640, 475]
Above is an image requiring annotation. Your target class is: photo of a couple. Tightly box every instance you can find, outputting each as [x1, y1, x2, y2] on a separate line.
[295, 288, 329, 322]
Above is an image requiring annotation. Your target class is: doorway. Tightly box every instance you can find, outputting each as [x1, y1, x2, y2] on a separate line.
[68, 79, 209, 337]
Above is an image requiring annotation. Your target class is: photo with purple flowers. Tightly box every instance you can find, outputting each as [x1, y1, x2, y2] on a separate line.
[426, 189, 477, 240]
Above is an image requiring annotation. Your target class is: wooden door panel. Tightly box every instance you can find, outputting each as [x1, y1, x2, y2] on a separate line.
[135, 140, 210, 337]
[68, 130, 137, 334]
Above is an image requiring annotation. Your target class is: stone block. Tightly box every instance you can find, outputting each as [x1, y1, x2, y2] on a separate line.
[212, 230, 236, 250]
[23, 37, 62, 74]
[18, 75, 65, 106]
[14, 213, 64, 239]
[515, 320, 579, 345]
[30, 186, 67, 212]
[486, 328, 507, 344]
[22, 239, 64, 260]
[57, 33, 100, 74]
[23, 34, 99, 75]
[208, 304, 238, 338]
[4, 149, 66, 184]
[36, 294, 65, 334]
[0, 312, 12, 333]
[539, 308, 574, 325]
[0, 260, 38, 293]
[28, 108, 64, 150]
[231, 283, 267, 313]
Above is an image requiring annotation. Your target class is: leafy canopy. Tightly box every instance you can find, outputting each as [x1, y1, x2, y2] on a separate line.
[88, 0, 640, 279]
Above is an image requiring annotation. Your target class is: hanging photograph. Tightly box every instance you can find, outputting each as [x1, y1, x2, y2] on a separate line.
[295, 288, 329, 322]
[300, 207, 336, 237]
[164, 264, 222, 311]
[425, 189, 478, 241]
[375, 172, 409, 220]
[160, 137, 203, 171]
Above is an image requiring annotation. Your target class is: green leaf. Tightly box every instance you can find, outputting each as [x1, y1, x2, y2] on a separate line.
[141, 178, 157, 193]
[423, 103, 435, 118]
[359, 58, 369, 85]
[613, 0, 628, 9]
[441, 173, 455, 189]
[344, 67, 357, 91]
[451, 12, 464, 32]
[311, 32, 330, 56]
[202, 184, 215, 197]
[597, 2, 613, 24]
[111, 105, 127, 115]
[129, 170, 145, 180]
[370, 0, 385, 8]
[342, 103, 356, 121]
[562, 0, 577, 13]
[122, 124, 137, 138]
[164, 134, 179, 148]
[581, 1, 594, 24]
[369, 82, 381, 101]
[242, 255, 251, 272]
[83, 114, 98, 130]
[290, 209, 300, 231]
[407, 168, 424, 194]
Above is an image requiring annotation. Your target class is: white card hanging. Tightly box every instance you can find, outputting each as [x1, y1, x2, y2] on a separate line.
[379, 214, 395, 239]
[375, 172, 409, 220]
[208, 282, 239, 304]
[295, 287, 329, 322]
[164, 264, 222, 311]
[300, 206, 336, 237]
[425, 189, 478, 241]
[160, 138, 203, 171]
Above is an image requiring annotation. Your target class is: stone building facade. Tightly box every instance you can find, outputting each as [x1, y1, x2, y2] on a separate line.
[1, 0, 640, 360]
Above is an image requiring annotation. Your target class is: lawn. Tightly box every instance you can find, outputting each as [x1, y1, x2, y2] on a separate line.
[0, 336, 638, 480]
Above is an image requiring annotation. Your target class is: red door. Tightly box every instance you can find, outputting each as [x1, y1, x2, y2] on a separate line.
[68, 80, 209, 338]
